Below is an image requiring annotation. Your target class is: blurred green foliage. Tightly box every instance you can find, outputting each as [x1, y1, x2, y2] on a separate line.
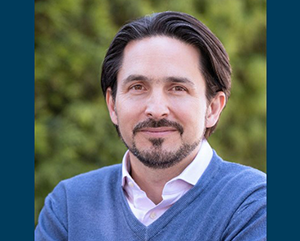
[35, 0, 266, 225]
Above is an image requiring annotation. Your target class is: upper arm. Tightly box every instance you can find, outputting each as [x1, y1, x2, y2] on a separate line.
[35, 182, 68, 241]
[222, 191, 266, 241]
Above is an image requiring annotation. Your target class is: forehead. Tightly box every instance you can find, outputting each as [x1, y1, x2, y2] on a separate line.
[117, 36, 204, 86]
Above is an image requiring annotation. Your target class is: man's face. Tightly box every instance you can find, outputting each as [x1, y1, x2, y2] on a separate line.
[107, 36, 223, 169]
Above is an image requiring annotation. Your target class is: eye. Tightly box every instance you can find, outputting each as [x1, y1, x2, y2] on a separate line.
[129, 84, 146, 91]
[170, 85, 187, 92]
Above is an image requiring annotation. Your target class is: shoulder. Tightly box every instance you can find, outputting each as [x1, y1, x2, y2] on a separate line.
[222, 160, 265, 183]
[204, 152, 266, 239]
[41, 164, 122, 222]
[212, 156, 267, 240]
[35, 165, 122, 240]
[205, 151, 266, 207]
[211, 151, 266, 187]
[60, 164, 122, 193]
[48, 164, 122, 202]
[63, 163, 121, 185]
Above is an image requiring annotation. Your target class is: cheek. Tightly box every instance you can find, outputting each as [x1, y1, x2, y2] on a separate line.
[173, 99, 206, 121]
[116, 99, 144, 128]
[173, 101, 207, 133]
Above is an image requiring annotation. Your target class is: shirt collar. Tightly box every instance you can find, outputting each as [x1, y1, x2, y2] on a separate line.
[121, 150, 132, 187]
[173, 139, 213, 185]
[121, 139, 213, 187]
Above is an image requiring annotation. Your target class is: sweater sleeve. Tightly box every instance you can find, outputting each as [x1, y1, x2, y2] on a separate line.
[35, 182, 68, 241]
[222, 189, 266, 241]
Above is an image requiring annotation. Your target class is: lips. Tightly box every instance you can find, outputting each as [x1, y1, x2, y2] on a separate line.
[133, 119, 184, 136]
[138, 127, 178, 138]
[140, 127, 177, 132]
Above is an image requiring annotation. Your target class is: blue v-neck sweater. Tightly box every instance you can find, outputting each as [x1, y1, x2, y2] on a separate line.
[35, 151, 266, 241]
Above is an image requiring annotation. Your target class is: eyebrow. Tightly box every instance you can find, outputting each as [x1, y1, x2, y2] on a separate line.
[121, 75, 150, 86]
[121, 74, 195, 87]
[165, 76, 195, 87]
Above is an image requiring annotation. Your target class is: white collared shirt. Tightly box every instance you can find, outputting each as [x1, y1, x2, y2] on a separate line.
[121, 139, 213, 226]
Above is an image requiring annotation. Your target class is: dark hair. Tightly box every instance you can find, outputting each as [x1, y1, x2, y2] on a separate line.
[101, 11, 231, 138]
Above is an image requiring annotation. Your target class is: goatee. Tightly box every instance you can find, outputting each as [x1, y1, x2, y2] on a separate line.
[119, 118, 202, 169]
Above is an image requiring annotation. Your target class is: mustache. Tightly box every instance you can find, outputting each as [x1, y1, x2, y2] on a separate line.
[133, 119, 184, 136]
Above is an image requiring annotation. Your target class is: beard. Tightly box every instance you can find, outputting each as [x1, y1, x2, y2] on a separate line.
[130, 138, 201, 169]
[117, 118, 203, 169]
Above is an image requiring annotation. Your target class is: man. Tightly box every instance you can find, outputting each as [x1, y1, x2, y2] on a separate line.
[35, 11, 266, 240]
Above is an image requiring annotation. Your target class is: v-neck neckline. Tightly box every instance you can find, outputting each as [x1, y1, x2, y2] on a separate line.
[117, 151, 221, 240]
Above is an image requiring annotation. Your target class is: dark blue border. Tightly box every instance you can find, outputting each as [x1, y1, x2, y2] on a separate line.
[267, 1, 300, 240]
[0, 0, 34, 239]
[2, 0, 299, 239]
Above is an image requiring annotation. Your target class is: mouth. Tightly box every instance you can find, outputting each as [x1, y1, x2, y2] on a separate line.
[138, 127, 178, 138]
[132, 119, 184, 137]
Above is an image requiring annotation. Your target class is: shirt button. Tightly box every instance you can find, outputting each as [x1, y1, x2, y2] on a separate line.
[149, 212, 156, 219]
[129, 182, 134, 187]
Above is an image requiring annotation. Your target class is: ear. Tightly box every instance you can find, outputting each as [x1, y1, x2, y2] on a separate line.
[106, 88, 118, 125]
[205, 92, 226, 128]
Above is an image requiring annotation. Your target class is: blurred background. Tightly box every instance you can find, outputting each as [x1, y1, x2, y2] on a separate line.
[35, 0, 266, 225]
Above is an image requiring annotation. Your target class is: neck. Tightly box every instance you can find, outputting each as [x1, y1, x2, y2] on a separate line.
[128, 147, 200, 205]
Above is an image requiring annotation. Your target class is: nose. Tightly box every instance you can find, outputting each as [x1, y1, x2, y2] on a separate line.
[145, 90, 170, 119]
